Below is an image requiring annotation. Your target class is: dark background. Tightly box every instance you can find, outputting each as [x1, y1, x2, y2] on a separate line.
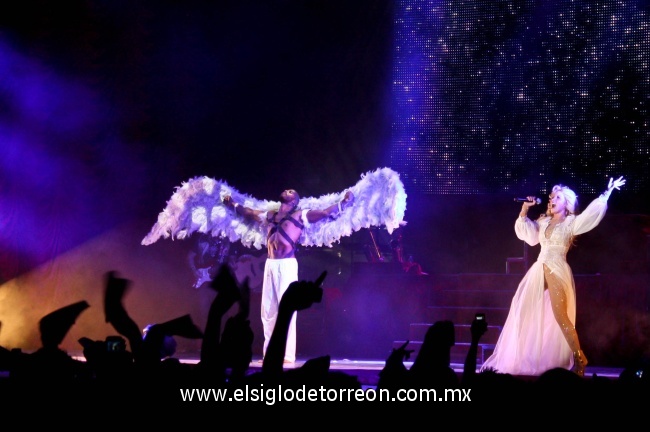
[0, 0, 396, 280]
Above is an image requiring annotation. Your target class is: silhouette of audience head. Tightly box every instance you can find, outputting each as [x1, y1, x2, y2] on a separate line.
[411, 320, 455, 370]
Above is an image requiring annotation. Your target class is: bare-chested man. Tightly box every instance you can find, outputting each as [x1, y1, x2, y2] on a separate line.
[223, 188, 353, 363]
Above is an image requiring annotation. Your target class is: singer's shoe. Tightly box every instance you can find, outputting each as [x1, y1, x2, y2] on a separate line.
[573, 350, 588, 377]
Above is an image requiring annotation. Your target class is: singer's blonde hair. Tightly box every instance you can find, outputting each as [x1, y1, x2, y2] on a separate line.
[542, 184, 579, 249]
[551, 184, 578, 215]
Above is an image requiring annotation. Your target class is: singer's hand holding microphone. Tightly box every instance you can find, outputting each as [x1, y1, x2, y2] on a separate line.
[514, 197, 541, 204]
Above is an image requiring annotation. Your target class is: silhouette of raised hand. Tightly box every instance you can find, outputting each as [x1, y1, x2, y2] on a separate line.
[462, 314, 488, 386]
[103, 271, 144, 363]
[219, 275, 254, 383]
[378, 340, 413, 390]
[208, 263, 241, 312]
[221, 313, 254, 383]
[278, 271, 325, 313]
[199, 264, 244, 382]
[470, 314, 488, 342]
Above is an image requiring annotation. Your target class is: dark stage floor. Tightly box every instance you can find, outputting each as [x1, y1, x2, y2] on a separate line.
[171, 355, 625, 388]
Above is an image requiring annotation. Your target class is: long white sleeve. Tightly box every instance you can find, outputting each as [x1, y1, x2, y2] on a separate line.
[514, 216, 541, 246]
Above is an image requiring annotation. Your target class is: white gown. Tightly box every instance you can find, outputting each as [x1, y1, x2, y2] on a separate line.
[480, 194, 609, 376]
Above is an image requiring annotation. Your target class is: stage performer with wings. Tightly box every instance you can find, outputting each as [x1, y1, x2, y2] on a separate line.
[142, 167, 407, 363]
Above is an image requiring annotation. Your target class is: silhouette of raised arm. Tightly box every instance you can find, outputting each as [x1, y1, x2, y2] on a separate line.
[462, 314, 488, 386]
[262, 271, 326, 377]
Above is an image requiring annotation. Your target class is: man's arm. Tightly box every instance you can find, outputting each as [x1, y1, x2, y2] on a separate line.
[223, 195, 266, 222]
[306, 190, 354, 223]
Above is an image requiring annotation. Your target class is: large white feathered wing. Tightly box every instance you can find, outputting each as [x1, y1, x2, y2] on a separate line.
[140, 176, 276, 249]
[299, 167, 407, 247]
[141, 167, 407, 249]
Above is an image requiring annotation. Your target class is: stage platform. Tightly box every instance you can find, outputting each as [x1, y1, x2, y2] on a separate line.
[174, 355, 626, 388]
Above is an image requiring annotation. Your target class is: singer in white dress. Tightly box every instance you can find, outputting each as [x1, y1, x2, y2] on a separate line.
[480, 176, 626, 377]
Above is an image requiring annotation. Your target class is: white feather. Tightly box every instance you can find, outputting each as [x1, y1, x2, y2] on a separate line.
[141, 167, 407, 249]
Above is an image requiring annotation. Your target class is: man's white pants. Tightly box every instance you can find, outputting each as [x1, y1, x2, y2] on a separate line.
[261, 258, 298, 362]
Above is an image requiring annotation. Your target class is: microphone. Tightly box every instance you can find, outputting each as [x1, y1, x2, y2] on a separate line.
[514, 197, 541, 204]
